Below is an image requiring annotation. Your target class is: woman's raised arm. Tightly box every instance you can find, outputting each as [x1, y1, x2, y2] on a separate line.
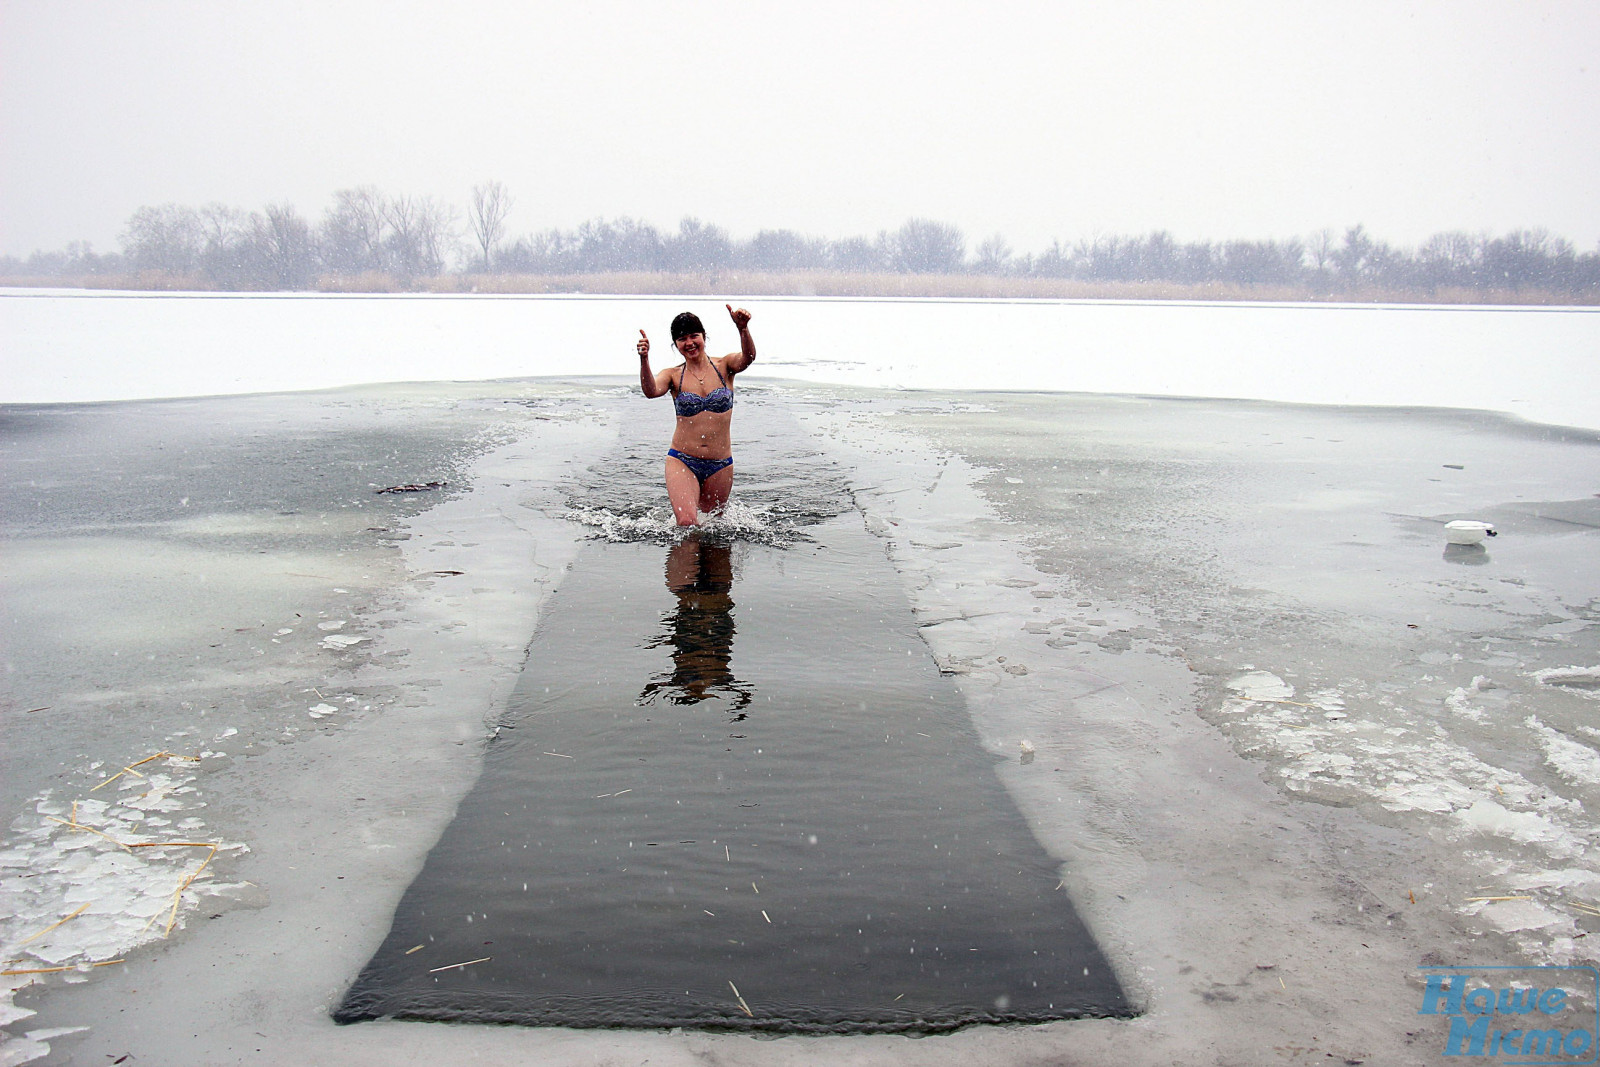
[724, 305, 756, 373]
[638, 329, 670, 398]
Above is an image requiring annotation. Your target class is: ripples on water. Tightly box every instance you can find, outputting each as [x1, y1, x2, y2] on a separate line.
[566, 392, 856, 718]
[336, 518, 1129, 1031]
[567, 498, 792, 546]
[334, 390, 1129, 1030]
[562, 392, 856, 547]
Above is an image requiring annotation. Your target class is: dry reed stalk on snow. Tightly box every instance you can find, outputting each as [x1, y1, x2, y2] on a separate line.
[2, 960, 124, 977]
[17, 902, 92, 947]
[89, 751, 199, 792]
[128, 843, 220, 936]
[46, 816, 132, 850]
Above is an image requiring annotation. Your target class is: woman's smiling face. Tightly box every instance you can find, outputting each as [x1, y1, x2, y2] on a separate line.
[675, 332, 706, 358]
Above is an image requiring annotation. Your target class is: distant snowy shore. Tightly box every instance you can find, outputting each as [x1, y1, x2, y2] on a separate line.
[7, 271, 1598, 306]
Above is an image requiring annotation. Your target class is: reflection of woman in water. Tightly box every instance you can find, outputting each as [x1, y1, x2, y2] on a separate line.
[638, 534, 752, 717]
[637, 304, 756, 526]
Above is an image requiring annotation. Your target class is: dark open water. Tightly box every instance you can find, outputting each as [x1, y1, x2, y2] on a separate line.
[334, 395, 1129, 1032]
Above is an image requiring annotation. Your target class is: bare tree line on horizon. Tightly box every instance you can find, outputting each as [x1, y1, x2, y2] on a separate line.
[5, 180, 1599, 299]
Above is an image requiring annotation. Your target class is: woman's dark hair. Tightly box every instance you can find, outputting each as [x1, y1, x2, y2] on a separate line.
[670, 311, 705, 341]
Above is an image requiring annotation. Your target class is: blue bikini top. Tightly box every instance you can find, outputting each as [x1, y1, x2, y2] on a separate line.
[673, 359, 733, 417]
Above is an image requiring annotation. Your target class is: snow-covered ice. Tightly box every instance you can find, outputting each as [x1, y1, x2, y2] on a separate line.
[2, 291, 1598, 1064]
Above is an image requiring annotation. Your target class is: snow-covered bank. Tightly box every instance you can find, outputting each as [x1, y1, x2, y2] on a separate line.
[790, 388, 1600, 1062]
[0, 383, 612, 1064]
[4, 289, 1597, 431]
[5, 378, 1598, 1065]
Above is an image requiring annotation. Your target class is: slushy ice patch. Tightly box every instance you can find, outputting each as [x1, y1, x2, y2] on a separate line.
[335, 517, 1129, 1031]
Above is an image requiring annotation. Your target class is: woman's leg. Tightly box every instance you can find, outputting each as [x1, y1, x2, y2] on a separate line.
[698, 463, 734, 515]
[665, 457, 703, 526]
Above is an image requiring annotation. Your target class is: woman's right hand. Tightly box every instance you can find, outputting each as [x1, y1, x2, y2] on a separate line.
[637, 329, 650, 361]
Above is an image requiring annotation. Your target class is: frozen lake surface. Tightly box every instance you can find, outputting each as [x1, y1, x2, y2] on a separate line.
[3, 289, 1599, 431]
[2, 292, 1599, 1064]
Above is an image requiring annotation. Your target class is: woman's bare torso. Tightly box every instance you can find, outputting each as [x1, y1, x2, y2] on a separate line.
[669, 356, 734, 458]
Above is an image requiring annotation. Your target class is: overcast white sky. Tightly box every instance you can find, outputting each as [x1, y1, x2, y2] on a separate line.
[2, 0, 1597, 258]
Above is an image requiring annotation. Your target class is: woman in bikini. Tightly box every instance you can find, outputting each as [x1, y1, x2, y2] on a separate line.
[637, 304, 756, 526]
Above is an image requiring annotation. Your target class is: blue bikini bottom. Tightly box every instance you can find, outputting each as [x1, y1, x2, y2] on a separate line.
[668, 449, 733, 485]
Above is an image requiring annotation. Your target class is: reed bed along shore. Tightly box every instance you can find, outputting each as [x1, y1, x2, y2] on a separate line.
[4, 270, 1597, 306]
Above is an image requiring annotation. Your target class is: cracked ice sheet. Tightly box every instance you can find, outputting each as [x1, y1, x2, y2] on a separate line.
[789, 385, 1600, 1063]
[9, 380, 1600, 1067]
[833, 392, 1600, 953]
[0, 759, 252, 1061]
[0, 381, 615, 1064]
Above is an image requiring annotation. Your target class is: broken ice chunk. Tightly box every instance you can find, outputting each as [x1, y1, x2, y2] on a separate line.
[320, 634, 367, 650]
[1226, 671, 1294, 702]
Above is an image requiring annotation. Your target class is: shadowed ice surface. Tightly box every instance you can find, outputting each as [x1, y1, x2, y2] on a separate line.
[334, 516, 1129, 1031]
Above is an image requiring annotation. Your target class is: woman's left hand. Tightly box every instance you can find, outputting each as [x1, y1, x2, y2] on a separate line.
[727, 304, 752, 330]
